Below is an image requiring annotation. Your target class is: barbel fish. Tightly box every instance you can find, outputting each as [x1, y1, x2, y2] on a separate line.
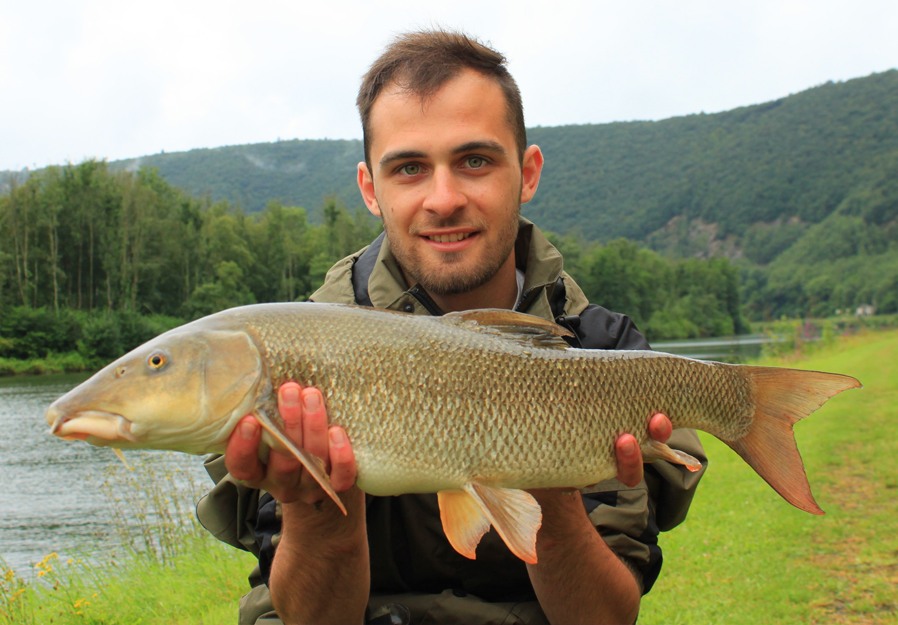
[46, 303, 860, 563]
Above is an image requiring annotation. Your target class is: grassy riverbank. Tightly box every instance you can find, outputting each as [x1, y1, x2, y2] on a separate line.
[641, 329, 898, 624]
[2, 330, 893, 624]
[0, 457, 256, 625]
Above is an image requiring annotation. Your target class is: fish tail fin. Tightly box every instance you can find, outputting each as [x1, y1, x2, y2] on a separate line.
[723, 366, 861, 515]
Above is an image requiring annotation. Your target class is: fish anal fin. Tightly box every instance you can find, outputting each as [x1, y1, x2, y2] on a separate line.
[724, 367, 861, 516]
[463, 482, 542, 564]
[437, 490, 491, 560]
[443, 309, 573, 350]
[642, 440, 703, 472]
[253, 410, 346, 515]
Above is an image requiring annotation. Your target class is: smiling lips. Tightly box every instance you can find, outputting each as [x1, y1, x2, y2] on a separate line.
[426, 232, 473, 243]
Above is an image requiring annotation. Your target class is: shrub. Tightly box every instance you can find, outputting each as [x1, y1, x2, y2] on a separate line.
[0, 307, 84, 358]
[79, 313, 122, 360]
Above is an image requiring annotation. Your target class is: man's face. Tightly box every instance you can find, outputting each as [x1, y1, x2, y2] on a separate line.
[358, 69, 542, 297]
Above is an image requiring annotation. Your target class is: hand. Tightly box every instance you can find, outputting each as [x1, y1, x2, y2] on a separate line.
[224, 382, 358, 504]
[614, 413, 672, 488]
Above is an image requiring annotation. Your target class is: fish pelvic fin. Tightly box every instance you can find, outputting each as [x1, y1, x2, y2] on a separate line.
[725, 367, 862, 516]
[437, 490, 492, 560]
[253, 409, 346, 515]
[642, 440, 703, 472]
[459, 482, 542, 564]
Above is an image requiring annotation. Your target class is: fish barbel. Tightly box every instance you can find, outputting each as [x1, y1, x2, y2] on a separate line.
[46, 303, 860, 563]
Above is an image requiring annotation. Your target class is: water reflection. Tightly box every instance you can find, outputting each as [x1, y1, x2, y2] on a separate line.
[652, 333, 769, 362]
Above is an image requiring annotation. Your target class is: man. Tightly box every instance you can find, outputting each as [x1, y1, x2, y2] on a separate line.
[196, 30, 705, 625]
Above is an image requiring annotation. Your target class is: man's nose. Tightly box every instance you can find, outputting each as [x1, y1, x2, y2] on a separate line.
[422, 167, 466, 216]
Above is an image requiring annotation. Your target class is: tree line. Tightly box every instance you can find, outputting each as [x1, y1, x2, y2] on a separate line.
[0, 159, 747, 370]
[0, 159, 379, 319]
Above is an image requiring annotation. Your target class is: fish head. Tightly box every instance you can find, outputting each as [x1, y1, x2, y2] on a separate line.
[46, 328, 264, 454]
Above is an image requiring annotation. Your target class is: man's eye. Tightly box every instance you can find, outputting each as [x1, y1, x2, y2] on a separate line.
[466, 157, 486, 168]
[399, 164, 420, 175]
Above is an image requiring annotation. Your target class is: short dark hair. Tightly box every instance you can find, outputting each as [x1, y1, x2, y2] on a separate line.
[357, 29, 526, 168]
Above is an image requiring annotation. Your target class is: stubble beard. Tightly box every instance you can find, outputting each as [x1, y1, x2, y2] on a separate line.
[381, 205, 521, 297]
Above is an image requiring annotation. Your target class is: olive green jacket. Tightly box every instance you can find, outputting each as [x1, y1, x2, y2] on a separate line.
[196, 219, 706, 625]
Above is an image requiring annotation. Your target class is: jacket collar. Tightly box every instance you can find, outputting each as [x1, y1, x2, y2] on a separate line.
[311, 217, 589, 321]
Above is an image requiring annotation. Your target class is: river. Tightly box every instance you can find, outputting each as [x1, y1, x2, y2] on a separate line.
[652, 333, 770, 361]
[0, 372, 211, 577]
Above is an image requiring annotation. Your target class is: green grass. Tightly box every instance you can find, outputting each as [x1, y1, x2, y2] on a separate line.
[1, 539, 256, 625]
[640, 329, 898, 624]
[0, 351, 103, 376]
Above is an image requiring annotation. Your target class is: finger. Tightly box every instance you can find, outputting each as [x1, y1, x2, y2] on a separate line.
[615, 433, 644, 488]
[226, 416, 264, 484]
[327, 427, 357, 492]
[301, 387, 329, 460]
[279, 382, 304, 445]
[267, 383, 304, 483]
[648, 413, 673, 444]
[298, 387, 330, 496]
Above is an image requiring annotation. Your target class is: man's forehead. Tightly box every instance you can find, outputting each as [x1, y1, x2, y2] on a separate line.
[367, 70, 514, 163]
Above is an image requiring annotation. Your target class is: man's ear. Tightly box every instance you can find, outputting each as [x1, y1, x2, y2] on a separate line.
[520, 145, 544, 204]
[357, 162, 381, 217]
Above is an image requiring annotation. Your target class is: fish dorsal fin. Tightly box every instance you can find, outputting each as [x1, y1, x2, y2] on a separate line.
[253, 407, 347, 515]
[462, 482, 543, 564]
[437, 490, 492, 560]
[443, 309, 574, 350]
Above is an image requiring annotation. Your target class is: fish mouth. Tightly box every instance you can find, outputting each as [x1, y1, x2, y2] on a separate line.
[49, 411, 138, 443]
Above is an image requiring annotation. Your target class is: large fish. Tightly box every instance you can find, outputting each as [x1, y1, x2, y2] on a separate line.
[46, 303, 860, 563]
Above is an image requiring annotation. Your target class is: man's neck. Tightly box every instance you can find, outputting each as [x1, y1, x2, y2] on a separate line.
[404, 251, 519, 314]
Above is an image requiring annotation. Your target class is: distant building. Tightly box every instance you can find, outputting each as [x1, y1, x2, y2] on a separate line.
[856, 304, 876, 317]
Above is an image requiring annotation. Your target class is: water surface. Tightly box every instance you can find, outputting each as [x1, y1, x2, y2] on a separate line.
[0, 373, 211, 576]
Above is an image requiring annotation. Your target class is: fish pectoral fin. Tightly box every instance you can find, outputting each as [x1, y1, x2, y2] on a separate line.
[641, 439, 703, 472]
[443, 309, 573, 350]
[437, 490, 492, 560]
[253, 410, 347, 515]
[462, 482, 542, 564]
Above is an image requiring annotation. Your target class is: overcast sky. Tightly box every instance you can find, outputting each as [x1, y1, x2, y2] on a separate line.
[1, 1, 897, 172]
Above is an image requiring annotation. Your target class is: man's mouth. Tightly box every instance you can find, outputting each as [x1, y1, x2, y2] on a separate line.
[426, 232, 473, 243]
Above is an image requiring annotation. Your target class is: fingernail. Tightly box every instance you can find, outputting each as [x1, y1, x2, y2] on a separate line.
[282, 385, 300, 407]
[304, 391, 321, 412]
[329, 429, 345, 447]
[239, 420, 258, 440]
[622, 440, 637, 456]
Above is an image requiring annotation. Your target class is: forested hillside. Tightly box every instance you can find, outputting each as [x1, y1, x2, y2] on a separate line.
[527, 70, 898, 243]
[113, 139, 365, 222]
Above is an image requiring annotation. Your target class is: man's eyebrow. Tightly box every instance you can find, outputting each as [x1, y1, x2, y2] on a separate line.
[453, 140, 507, 156]
[379, 150, 427, 168]
[378, 141, 508, 169]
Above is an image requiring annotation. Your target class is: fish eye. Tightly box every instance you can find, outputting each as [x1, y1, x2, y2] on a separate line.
[147, 352, 167, 370]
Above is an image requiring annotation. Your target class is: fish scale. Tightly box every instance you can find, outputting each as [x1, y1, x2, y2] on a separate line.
[212, 304, 766, 494]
